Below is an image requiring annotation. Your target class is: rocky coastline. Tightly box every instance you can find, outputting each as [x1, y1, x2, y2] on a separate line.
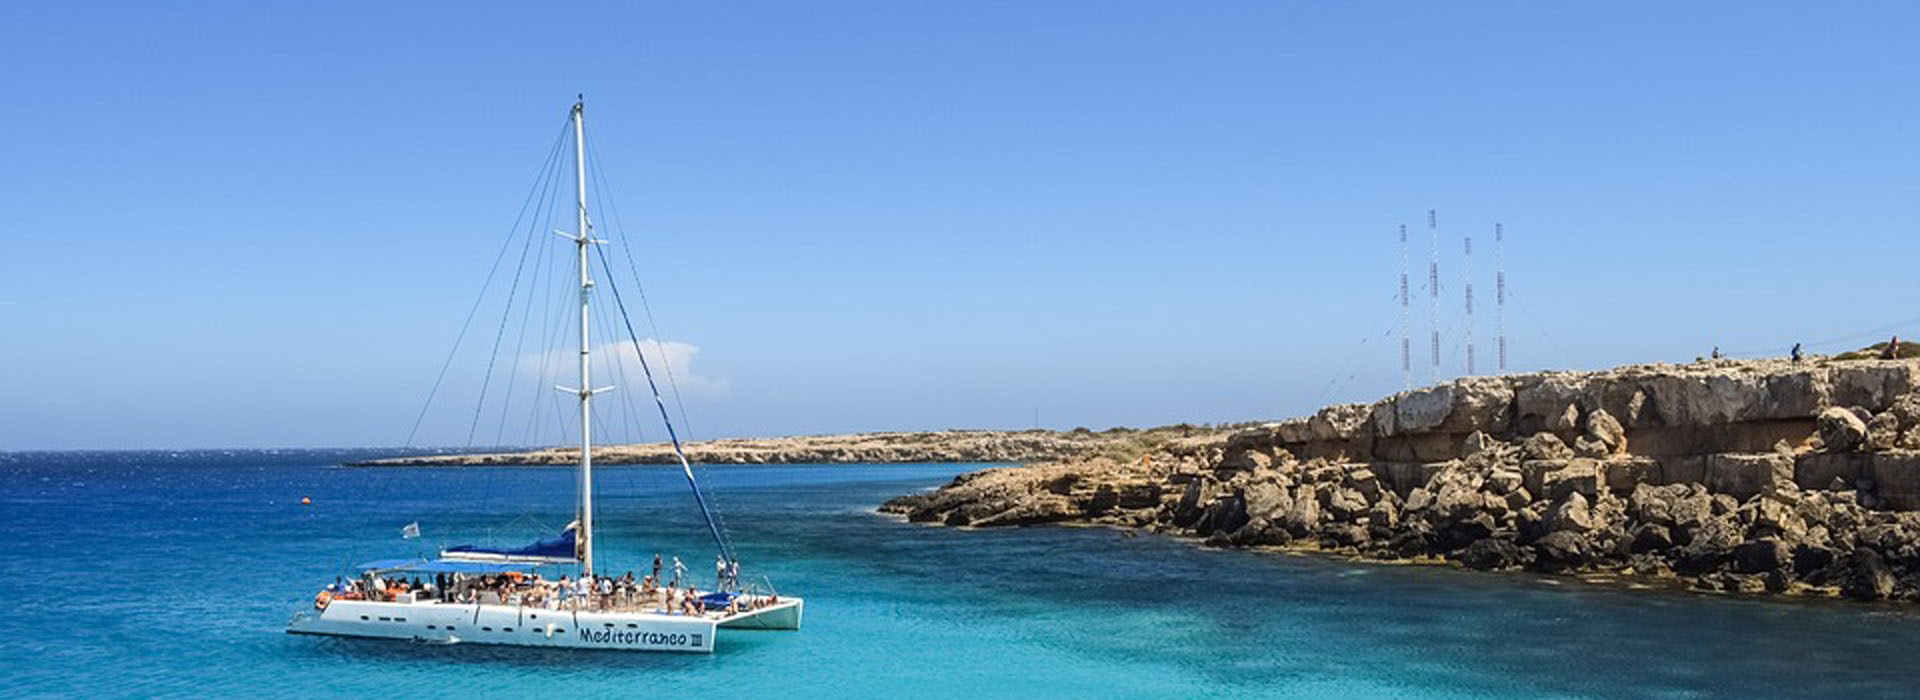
[882, 358, 1920, 602]
[349, 427, 1221, 467]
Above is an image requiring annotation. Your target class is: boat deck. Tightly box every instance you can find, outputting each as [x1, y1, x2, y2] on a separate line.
[289, 593, 803, 652]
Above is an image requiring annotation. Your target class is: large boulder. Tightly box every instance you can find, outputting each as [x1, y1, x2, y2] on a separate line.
[1705, 453, 1792, 500]
[1844, 549, 1896, 600]
[1381, 378, 1516, 437]
[1585, 408, 1627, 453]
[1674, 517, 1743, 573]
[1514, 374, 1587, 432]
[1391, 385, 1456, 435]
[1573, 436, 1612, 459]
[1280, 491, 1323, 537]
[1534, 531, 1592, 566]
[1271, 418, 1313, 445]
[1600, 458, 1658, 493]
[1629, 523, 1675, 552]
[1172, 478, 1217, 527]
[1818, 407, 1869, 452]
[1546, 492, 1595, 534]
[1242, 481, 1292, 522]
[1731, 538, 1792, 573]
[1628, 483, 1681, 525]
[1540, 460, 1601, 501]
[1459, 538, 1529, 570]
[1522, 433, 1574, 461]
[1892, 392, 1920, 427]
[1867, 411, 1901, 452]
[1307, 403, 1371, 445]
[1320, 486, 1370, 521]
[1442, 377, 1516, 434]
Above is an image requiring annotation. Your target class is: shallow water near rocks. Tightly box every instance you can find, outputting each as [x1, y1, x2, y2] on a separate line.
[4, 450, 1919, 699]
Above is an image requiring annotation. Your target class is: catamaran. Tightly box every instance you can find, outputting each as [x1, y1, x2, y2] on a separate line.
[287, 99, 802, 653]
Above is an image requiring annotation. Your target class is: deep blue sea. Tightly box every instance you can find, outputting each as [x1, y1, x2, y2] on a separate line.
[5, 450, 1920, 698]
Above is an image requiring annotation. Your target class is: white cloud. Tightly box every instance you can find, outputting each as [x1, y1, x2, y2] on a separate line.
[520, 338, 728, 399]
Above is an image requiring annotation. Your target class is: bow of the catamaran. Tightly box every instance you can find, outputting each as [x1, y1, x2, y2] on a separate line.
[718, 596, 804, 631]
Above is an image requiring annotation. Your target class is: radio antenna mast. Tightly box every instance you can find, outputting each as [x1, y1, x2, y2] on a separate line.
[1428, 209, 1441, 383]
[1496, 223, 1508, 372]
[1464, 234, 1475, 376]
[1399, 224, 1411, 390]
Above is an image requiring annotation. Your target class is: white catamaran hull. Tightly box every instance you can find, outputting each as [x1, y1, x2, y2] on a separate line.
[291, 101, 804, 656]
[288, 597, 802, 653]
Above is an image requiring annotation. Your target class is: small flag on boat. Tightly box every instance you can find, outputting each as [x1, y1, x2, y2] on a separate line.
[401, 522, 421, 539]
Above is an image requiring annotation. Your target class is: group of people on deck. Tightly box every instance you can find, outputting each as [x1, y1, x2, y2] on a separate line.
[321, 552, 778, 617]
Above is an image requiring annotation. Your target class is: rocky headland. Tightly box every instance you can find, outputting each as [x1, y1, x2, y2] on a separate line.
[350, 427, 1221, 467]
[883, 358, 1920, 602]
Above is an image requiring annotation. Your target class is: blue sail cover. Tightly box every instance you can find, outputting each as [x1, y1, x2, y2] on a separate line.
[441, 526, 578, 564]
[357, 558, 541, 575]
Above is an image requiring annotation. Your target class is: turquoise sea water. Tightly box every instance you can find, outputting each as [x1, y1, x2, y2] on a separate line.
[5, 450, 1920, 699]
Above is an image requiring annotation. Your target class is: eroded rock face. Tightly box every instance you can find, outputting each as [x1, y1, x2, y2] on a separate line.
[884, 358, 1920, 602]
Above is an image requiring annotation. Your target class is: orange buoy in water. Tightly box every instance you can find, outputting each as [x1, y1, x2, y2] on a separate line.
[300, 497, 312, 505]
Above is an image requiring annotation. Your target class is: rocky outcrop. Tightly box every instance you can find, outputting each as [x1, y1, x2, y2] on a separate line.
[884, 358, 1920, 602]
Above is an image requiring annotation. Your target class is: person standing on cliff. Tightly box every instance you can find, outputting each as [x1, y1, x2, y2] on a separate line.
[1792, 343, 1804, 363]
[1884, 336, 1902, 359]
[1711, 346, 1722, 360]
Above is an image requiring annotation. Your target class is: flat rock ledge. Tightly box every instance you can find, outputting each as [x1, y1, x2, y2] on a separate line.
[349, 429, 1205, 467]
[883, 358, 1920, 602]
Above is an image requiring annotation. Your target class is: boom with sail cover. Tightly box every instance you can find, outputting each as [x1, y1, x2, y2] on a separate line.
[441, 524, 579, 564]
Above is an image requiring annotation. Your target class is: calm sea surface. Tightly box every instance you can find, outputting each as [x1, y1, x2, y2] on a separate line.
[4, 450, 1920, 699]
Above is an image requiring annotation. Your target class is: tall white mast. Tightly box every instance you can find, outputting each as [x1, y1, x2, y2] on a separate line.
[569, 98, 602, 576]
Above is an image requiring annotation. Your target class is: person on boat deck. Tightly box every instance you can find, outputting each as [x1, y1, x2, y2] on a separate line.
[671, 556, 686, 588]
[597, 576, 613, 609]
[715, 555, 726, 589]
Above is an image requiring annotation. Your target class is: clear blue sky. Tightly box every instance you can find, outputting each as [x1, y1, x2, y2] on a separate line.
[3, 1, 1917, 449]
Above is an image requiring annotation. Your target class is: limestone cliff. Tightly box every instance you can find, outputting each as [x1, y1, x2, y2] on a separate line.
[883, 358, 1920, 601]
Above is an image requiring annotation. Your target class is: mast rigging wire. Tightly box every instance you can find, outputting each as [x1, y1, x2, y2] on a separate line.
[594, 244, 735, 563]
